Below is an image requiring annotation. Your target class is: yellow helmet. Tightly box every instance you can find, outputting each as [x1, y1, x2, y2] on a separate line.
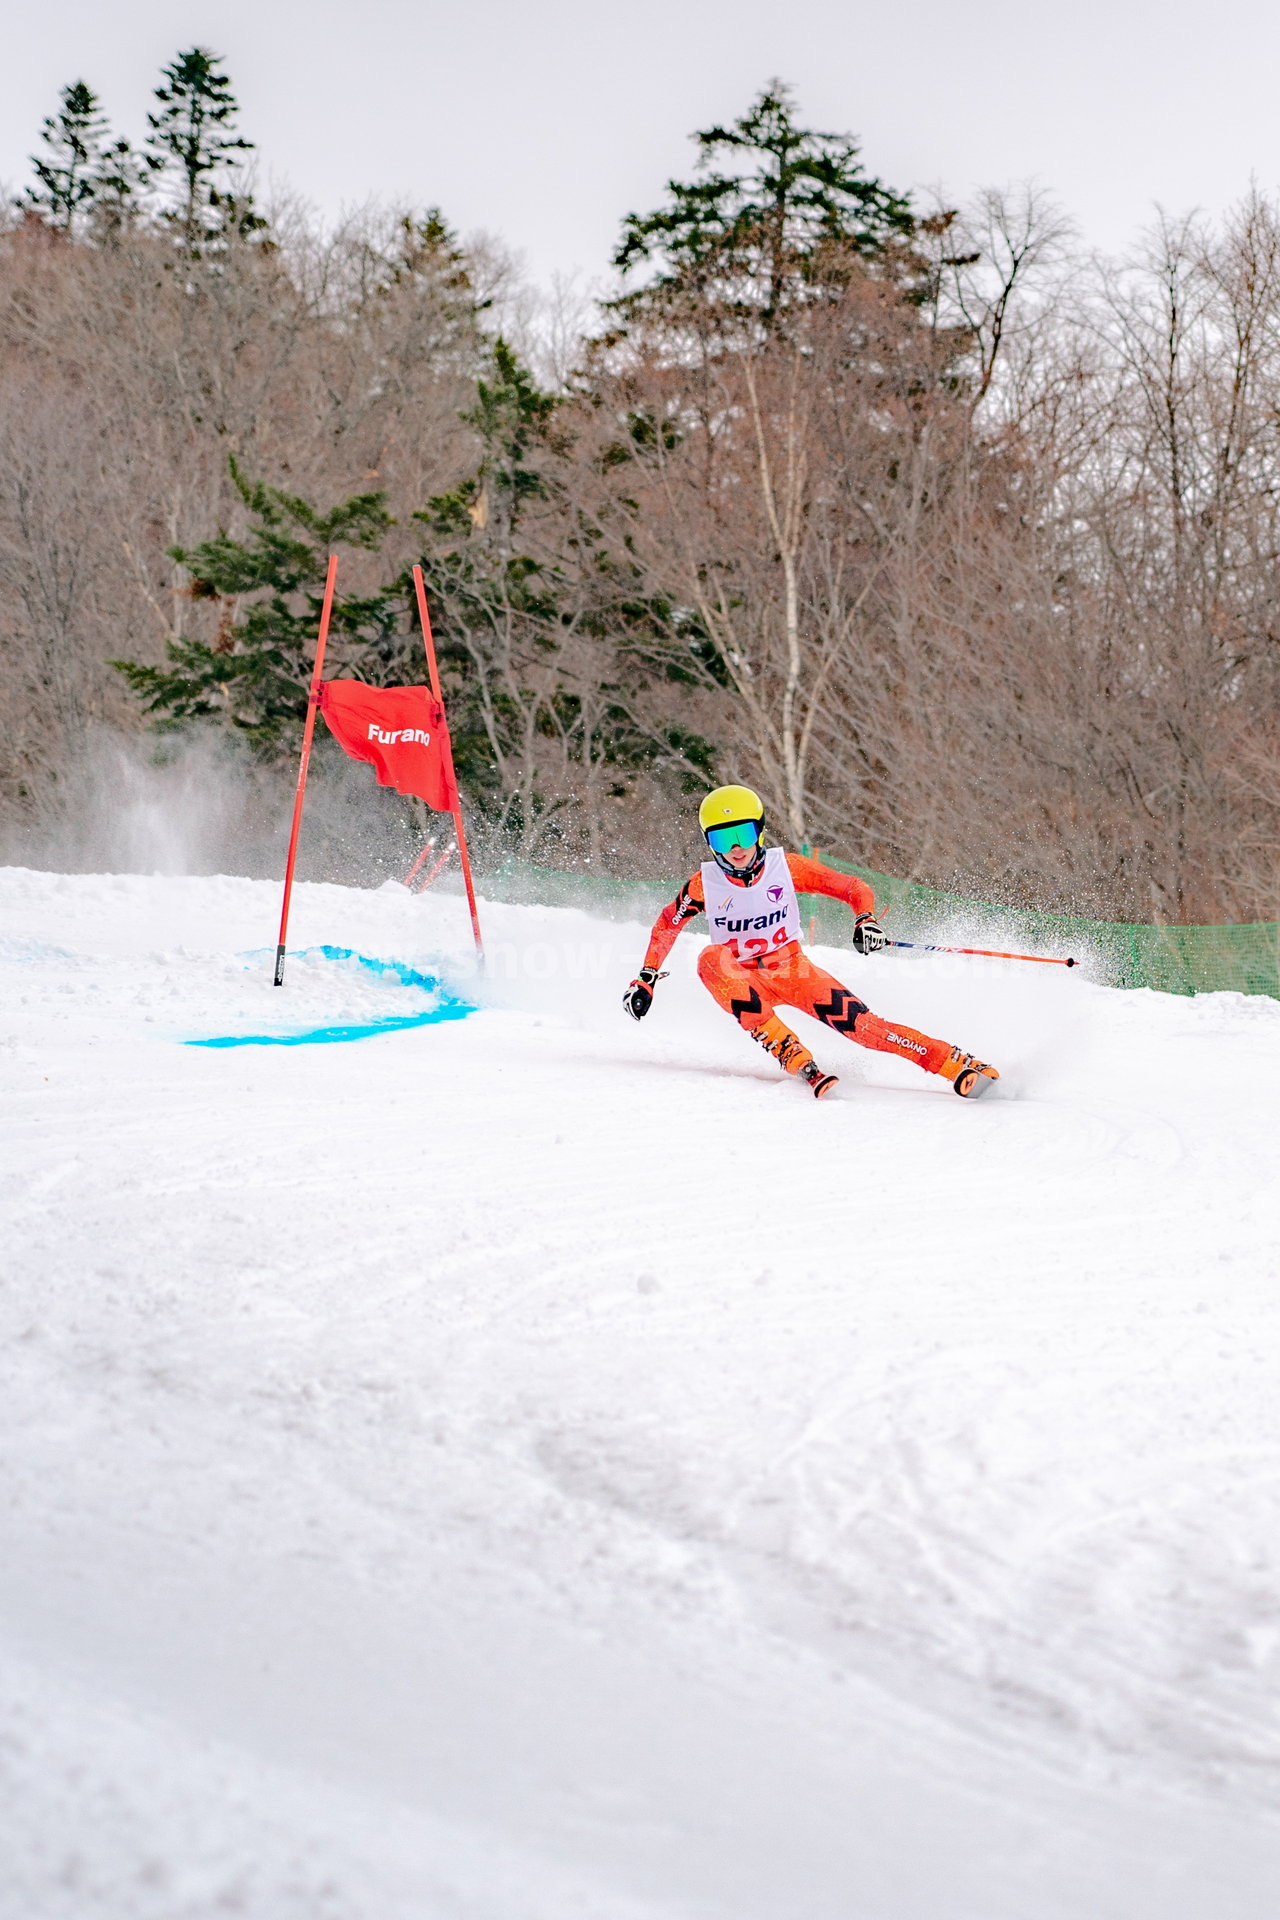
[698, 784, 764, 833]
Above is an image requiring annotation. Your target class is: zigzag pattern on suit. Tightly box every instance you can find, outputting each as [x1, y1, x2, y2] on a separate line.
[812, 986, 868, 1037]
[729, 985, 764, 1024]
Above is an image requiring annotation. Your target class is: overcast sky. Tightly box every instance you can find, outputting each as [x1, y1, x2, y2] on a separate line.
[4, 0, 1278, 288]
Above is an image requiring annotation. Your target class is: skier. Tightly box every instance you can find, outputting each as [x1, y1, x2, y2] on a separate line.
[623, 785, 1000, 1100]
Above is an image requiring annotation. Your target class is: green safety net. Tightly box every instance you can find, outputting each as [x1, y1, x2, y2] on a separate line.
[479, 855, 1280, 1000]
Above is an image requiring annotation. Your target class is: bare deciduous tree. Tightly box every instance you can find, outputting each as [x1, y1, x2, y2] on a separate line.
[5, 172, 1280, 919]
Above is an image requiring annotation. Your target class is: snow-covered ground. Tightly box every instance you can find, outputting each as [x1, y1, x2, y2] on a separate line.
[3, 864, 1280, 1919]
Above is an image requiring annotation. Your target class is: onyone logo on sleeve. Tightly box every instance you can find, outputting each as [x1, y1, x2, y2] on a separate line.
[368, 724, 432, 746]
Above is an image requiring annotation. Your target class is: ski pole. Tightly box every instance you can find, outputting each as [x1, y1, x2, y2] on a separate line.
[885, 940, 1076, 968]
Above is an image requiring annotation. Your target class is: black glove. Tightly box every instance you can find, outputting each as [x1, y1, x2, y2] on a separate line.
[623, 966, 666, 1020]
[852, 914, 887, 956]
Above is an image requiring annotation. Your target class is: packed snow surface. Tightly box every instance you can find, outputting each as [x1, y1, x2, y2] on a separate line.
[3, 865, 1280, 1919]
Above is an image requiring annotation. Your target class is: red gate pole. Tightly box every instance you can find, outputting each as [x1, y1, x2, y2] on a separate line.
[413, 840, 455, 894]
[403, 835, 438, 889]
[412, 565, 485, 966]
[274, 553, 339, 986]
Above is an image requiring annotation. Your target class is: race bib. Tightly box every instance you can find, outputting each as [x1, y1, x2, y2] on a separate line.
[701, 846, 803, 962]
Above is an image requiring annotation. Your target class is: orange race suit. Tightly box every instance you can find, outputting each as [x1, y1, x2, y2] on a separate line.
[642, 851, 954, 1079]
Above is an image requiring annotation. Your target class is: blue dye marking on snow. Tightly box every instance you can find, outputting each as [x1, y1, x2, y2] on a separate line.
[298, 945, 456, 994]
[188, 1004, 473, 1049]
[187, 945, 477, 1049]
[0, 937, 77, 965]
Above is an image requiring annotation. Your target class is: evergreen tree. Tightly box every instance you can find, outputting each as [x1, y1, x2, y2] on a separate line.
[414, 341, 715, 838]
[113, 461, 401, 754]
[383, 209, 476, 298]
[86, 136, 147, 240]
[24, 82, 109, 233]
[144, 48, 266, 253]
[610, 82, 915, 328]
[410, 339, 559, 809]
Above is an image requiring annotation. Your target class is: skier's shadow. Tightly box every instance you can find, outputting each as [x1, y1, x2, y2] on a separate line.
[593, 1049, 923, 1095]
[599, 1049, 777, 1086]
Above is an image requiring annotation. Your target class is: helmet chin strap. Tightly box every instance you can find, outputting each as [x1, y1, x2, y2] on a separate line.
[710, 840, 767, 882]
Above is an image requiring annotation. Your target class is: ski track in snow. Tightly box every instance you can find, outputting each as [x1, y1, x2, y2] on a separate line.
[2, 864, 1280, 1918]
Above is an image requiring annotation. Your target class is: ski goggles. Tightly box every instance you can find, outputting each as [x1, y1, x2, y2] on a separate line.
[705, 819, 762, 855]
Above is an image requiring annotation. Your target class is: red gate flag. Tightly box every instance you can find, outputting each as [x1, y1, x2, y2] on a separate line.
[275, 556, 483, 984]
[318, 680, 455, 811]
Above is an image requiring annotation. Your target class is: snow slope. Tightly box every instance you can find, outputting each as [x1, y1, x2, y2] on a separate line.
[2, 864, 1280, 1919]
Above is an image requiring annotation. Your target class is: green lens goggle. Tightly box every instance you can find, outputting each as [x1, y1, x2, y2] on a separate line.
[706, 819, 761, 855]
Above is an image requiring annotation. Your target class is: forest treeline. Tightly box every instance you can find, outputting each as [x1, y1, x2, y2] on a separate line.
[3, 54, 1280, 920]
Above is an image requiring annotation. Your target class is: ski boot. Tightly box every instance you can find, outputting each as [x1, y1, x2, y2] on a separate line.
[751, 1015, 838, 1098]
[799, 1059, 839, 1100]
[939, 1047, 1000, 1098]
